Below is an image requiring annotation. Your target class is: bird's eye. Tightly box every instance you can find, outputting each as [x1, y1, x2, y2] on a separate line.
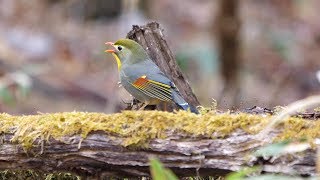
[117, 46, 123, 51]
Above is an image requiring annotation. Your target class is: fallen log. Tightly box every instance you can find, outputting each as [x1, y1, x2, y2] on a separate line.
[0, 111, 318, 178]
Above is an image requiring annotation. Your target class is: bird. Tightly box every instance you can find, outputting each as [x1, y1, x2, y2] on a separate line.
[105, 38, 198, 114]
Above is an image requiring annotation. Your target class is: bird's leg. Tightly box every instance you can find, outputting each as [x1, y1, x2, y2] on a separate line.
[139, 101, 149, 110]
[122, 98, 140, 110]
[163, 102, 167, 111]
[132, 98, 140, 109]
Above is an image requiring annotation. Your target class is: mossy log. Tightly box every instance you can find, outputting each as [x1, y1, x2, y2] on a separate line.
[0, 111, 318, 178]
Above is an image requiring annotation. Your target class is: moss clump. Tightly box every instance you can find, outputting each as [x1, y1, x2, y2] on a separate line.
[0, 111, 319, 149]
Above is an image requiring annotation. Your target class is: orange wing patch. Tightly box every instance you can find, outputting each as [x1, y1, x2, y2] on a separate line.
[133, 75, 148, 87]
[132, 75, 173, 101]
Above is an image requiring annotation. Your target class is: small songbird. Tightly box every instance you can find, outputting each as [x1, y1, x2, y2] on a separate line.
[105, 39, 198, 114]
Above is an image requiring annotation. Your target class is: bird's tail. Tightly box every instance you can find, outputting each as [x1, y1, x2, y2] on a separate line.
[172, 91, 199, 114]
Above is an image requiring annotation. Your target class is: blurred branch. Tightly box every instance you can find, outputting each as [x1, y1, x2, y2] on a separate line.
[0, 60, 110, 109]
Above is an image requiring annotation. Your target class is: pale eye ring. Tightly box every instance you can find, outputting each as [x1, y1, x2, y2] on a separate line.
[117, 46, 123, 51]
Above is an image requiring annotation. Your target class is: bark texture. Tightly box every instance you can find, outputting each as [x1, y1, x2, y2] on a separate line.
[0, 130, 316, 178]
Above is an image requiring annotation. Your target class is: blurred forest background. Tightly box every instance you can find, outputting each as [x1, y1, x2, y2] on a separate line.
[0, 0, 319, 114]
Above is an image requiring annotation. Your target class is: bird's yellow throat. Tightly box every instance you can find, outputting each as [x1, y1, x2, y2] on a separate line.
[111, 53, 122, 71]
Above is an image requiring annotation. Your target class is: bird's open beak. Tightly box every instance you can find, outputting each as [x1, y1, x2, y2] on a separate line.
[105, 42, 115, 53]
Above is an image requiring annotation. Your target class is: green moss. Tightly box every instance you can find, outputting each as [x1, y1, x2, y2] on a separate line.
[0, 111, 319, 149]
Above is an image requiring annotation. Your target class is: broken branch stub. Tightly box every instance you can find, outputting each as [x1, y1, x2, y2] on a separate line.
[127, 22, 200, 109]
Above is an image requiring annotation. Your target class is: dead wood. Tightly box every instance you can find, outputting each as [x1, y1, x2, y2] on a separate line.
[0, 130, 316, 178]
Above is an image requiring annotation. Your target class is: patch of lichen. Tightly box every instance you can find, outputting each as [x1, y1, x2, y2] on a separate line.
[0, 111, 319, 149]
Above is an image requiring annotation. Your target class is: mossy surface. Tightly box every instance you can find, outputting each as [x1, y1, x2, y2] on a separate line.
[0, 111, 319, 149]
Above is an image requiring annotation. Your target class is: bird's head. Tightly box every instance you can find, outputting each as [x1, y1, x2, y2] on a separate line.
[105, 39, 148, 70]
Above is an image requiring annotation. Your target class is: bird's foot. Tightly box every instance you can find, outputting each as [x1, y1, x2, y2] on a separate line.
[122, 99, 140, 110]
[138, 102, 149, 110]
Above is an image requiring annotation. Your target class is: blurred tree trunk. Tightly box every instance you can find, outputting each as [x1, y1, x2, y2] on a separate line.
[65, 0, 122, 20]
[138, 0, 151, 17]
[216, 0, 241, 108]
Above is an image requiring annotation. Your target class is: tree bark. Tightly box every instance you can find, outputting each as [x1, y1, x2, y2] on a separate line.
[0, 130, 315, 178]
[127, 22, 200, 110]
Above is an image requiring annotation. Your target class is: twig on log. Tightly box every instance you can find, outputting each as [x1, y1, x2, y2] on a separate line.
[127, 22, 200, 110]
